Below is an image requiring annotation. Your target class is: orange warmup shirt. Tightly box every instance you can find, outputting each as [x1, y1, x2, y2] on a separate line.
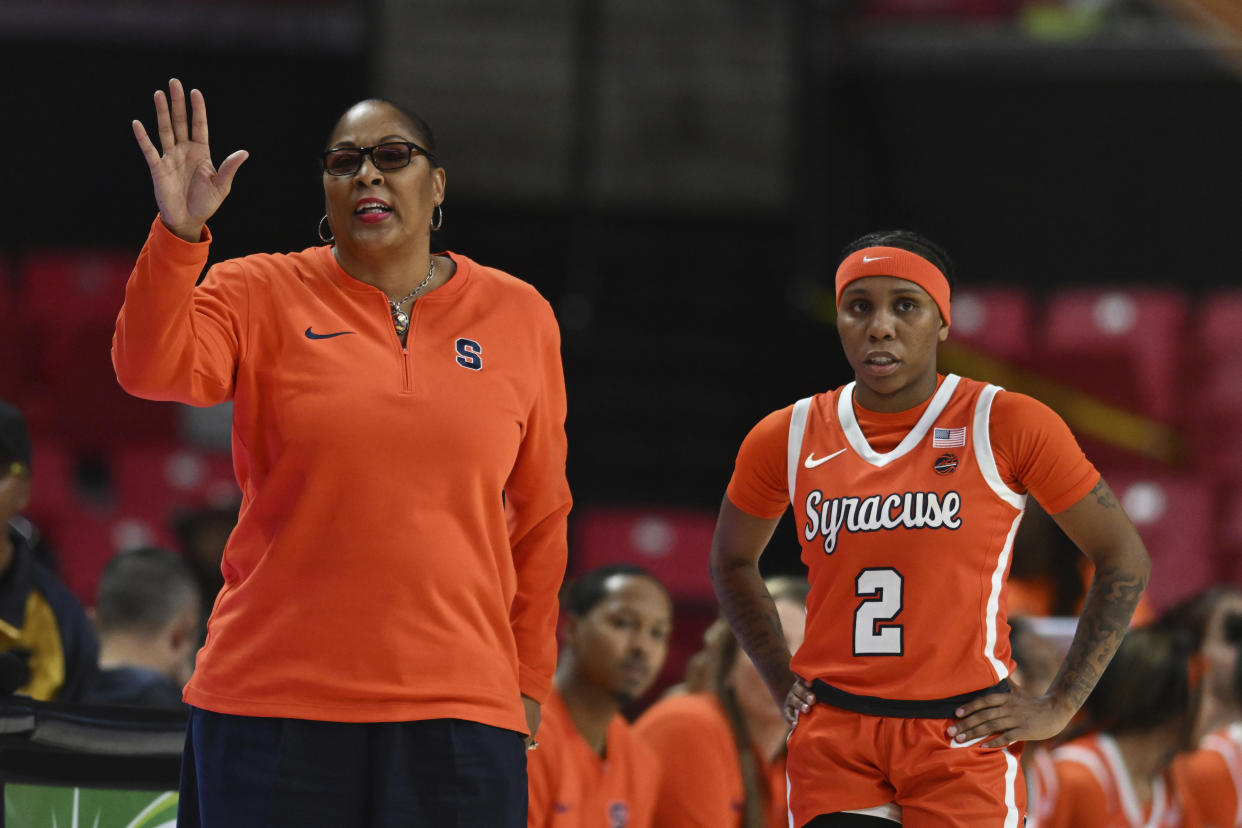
[112, 218, 571, 731]
[527, 688, 660, 828]
[1047, 734, 1187, 828]
[727, 374, 1098, 701]
[1172, 724, 1242, 828]
[634, 692, 789, 828]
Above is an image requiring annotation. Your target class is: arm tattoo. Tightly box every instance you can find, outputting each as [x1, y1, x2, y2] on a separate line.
[1050, 562, 1148, 711]
[711, 557, 794, 702]
[1090, 478, 1119, 509]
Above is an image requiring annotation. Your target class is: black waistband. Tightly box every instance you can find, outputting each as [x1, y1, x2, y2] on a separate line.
[809, 678, 1011, 719]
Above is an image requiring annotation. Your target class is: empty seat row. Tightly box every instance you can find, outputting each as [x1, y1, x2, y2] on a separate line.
[23, 440, 239, 606]
[951, 286, 1242, 480]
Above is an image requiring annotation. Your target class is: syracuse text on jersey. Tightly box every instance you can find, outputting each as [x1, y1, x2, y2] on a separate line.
[803, 489, 963, 554]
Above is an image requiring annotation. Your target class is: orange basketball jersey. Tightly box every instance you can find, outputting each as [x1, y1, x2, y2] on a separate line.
[1174, 723, 1242, 828]
[1048, 734, 1186, 828]
[1025, 746, 1060, 828]
[784, 374, 1024, 700]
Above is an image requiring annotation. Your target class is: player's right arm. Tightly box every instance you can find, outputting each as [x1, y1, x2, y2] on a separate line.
[710, 498, 794, 710]
[712, 406, 804, 714]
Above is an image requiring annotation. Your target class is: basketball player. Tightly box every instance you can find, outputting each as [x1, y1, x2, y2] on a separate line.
[1167, 588, 1242, 827]
[526, 564, 672, 827]
[711, 230, 1151, 827]
[1045, 623, 1199, 827]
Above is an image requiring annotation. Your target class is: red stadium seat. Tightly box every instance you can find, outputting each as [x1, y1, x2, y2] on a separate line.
[1216, 484, 1242, 584]
[1108, 472, 1215, 612]
[15, 250, 178, 447]
[111, 443, 240, 530]
[1200, 290, 1242, 359]
[1183, 293, 1242, 480]
[0, 264, 20, 402]
[23, 439, 78, 531]
[18, 249, 135, 328]
[42, 509, 173, 608]
[1187, 359, 1242, 481]
[946, 286, 1035, 361]
[47, 320, 180, 449]
[18, 249, 135, 376]
[571, 507, 717, 603]
[1040, 288, 1188, 423]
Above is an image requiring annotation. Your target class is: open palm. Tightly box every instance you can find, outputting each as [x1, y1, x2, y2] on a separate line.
[132, 78, 248, 242]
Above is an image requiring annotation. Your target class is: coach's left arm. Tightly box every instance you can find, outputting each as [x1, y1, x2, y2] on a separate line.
[506, 304, 572, 740]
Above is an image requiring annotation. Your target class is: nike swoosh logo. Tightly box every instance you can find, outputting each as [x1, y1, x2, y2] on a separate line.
[862, 255, 891, 263]
[804, 448, 847, 468]
[305, 327, 355, 340]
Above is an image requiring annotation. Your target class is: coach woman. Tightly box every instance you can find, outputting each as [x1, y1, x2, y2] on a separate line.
[114, 79, 571, 827]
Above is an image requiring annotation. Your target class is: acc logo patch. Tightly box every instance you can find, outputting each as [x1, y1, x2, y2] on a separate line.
[933, 453, 959, 475]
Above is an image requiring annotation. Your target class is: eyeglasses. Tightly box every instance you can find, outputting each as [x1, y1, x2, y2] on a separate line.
[320, 141, 437, 176]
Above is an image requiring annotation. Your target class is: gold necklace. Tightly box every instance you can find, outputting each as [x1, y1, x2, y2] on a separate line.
[388, 258, 436, 336]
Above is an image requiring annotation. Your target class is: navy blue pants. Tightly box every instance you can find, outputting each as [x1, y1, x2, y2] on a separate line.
[177, 708, 527, 828]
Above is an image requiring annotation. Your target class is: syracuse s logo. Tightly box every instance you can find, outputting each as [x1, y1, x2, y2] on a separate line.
[455, 338, 483, 370]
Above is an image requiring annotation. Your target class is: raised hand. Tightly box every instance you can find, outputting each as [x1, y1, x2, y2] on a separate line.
[132, 78, 248, 242]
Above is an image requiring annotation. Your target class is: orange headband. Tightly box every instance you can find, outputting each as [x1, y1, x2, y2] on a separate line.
[835, 246, 951, 326]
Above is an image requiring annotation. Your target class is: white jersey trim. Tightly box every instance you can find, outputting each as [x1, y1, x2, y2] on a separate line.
[973, 385, 1027, 511]
[788, 397, 813, 504]
[984, 512, 1022, 680]
[1003, 746, 1022, 828]
[1029, 747, 1059, 828]
[975, 383, 1025, 681]
[837, 374, 961, 468]
[1099, 732, 1168, 827]
[843, 803, 902, 823]
[1055, 743, 1112, 793]
[1204, 724, 1242, 827]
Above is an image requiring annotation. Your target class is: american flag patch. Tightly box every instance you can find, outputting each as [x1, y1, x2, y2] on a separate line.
[932, 427, 967, 447]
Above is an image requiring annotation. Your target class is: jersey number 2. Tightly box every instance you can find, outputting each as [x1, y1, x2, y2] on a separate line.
[854, 568, 903, 656]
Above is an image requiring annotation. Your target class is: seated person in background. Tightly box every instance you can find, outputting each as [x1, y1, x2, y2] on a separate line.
[1166, 588, 1242, 827]
[635, 575, 808, 828]
[84, 547, 201, 708]
[527, 564, 672, 828]
[1008, 616, 1064, 828]
[0, 399, 99, 702]
[1161, 587, 1242, 738]
[1045, 622, 1201, 828]
[172, 502, 238, 628]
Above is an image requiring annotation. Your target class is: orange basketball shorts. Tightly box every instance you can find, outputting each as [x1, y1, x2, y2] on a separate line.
[786, 702, 1026, 828]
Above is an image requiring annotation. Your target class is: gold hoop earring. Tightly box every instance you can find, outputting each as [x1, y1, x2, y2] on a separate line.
[318, 215, 334, 243]
[431, 204, 443, 232]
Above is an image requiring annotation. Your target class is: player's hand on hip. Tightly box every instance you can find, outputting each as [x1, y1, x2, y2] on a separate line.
[947, 681, 1075, 748]
[784, 676, 817, 726]
[132, 78, 248, 242]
